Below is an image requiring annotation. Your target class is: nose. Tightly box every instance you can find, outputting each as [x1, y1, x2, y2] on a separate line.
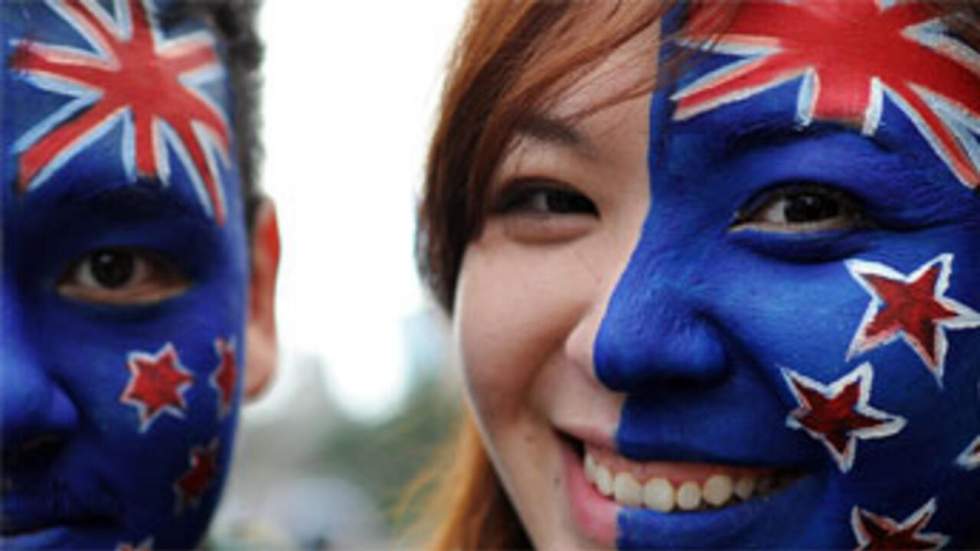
[594, 248, 730, 393]
[1, 283, 79, 467]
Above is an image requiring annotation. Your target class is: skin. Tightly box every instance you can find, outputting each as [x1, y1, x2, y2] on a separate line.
[0, 1, 278, 549]
[457, 2, 980, 549]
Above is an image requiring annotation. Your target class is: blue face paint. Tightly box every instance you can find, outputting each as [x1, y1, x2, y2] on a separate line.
[1, 0, 249, 549]
[593, 1, 980, 547]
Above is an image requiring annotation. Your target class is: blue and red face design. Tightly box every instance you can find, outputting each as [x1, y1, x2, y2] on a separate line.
[1, 0, 248, 548]
[594, 0, 980, 547]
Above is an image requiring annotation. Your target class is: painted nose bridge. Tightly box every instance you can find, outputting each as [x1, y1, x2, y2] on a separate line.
[593, 244, 729, 393]
[1, 280, 79, 460]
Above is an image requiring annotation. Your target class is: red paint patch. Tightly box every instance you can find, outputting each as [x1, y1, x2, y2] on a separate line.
[209, 338, 237, 418]
[174, 439, 219, 513]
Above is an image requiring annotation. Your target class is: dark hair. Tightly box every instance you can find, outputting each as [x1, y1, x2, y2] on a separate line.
[166, 0, 265, 230]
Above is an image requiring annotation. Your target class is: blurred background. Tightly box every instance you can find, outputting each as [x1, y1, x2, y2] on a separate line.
[210, 2, 470, 549]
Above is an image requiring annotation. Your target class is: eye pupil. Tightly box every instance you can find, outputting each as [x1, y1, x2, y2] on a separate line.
[783, 193, 840, 223]
[91, 250, 135, 288]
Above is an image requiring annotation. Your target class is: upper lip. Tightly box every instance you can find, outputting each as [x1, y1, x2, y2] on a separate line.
[556, 424, 810, 472]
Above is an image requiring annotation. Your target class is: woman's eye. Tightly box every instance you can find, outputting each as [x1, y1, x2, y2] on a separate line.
[732, 184, 865, 232]
[494, 183, 598, 217]
[58, 248, 189, 305]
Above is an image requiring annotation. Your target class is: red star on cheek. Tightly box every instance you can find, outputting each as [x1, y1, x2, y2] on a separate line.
[783, 363, 905, 473]
[120, 343, 194, 432]
[209, 338, 237, 419]
[174, 439, 219, 513]
[851, 499, 949, 550]
[847, 254, 980, 385]
[956, 435, 980, 471]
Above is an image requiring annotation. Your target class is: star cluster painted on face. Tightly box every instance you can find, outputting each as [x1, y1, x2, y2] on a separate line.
[851, 499, 950, 550]
[782, 363, 905, 472]
[10, 0, 232, 223]
[673, 0, 980, 187]
[846, 254, 980, 385]
[120, 343, 194, 432]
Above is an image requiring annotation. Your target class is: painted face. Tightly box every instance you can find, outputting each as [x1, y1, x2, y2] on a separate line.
[456, 1, 980, 548]
[1, 0, 249, 549]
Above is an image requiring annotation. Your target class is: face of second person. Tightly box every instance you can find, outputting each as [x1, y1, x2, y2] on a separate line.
[456, 1, 980, 548]
[1, 0, 253, 548]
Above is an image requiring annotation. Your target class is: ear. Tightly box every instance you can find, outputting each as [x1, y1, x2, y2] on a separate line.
[244, 198, 280, 400]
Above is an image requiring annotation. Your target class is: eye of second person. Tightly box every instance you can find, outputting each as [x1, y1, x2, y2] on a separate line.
[733, 184, 864, 233]
[58, 247, 190, 305]
[90, 250, 136, 288]
[781, 191, 841, 223]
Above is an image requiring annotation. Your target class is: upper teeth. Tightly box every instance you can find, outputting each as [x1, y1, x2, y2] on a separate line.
[584, 451, 788, 512]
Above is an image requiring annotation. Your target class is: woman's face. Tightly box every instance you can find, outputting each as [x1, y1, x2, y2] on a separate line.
[456, 1, 980, 548]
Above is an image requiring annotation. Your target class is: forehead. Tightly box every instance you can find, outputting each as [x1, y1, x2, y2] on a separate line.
[1, 0, 237, 226]
[671, 0, 980, 186]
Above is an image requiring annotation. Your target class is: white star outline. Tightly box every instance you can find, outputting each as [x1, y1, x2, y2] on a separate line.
[850, 498, 950, 550]
[955, 434, 980, 471]
[782, 363, 906, 473]
[119, 342, 193, 433]
[208, 336, 237, 419]
[845, 253, 980, 386]
[115, 536, 154, 551]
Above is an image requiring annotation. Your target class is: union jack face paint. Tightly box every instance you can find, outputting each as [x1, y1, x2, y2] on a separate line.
[1, 1, 248, 548]
[592, 0, 980, 547]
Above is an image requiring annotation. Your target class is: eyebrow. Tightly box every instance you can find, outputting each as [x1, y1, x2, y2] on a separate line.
[514, 113, 596, 154]
[49, 181, 215, 226]
[722, 117, 894, 159]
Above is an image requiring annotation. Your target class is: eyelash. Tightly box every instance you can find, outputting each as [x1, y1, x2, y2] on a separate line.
[731, 182, 868, 232]
[492, 179, 599, 217]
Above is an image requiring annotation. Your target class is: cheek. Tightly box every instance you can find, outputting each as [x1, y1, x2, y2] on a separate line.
[39, 272, 247, 541]
[454, 232, 619, 425]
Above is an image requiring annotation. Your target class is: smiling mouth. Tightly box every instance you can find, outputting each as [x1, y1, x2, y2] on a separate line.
[581, 444, 802, 512]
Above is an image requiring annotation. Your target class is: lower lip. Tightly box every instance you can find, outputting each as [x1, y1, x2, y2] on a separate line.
[562, 440, 618, 547]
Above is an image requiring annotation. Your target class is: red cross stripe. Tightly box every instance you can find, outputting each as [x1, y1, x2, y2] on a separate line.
[209, 338, 237, 419]
[174, 439, 219, 513]
[674, 0, 980, 187]
[11, 0, 231, 223]
[120, 343, 193, 432]
[851, 498, 949, 550]
[846, 254, 980, 385]
[782, 363, 905, 473]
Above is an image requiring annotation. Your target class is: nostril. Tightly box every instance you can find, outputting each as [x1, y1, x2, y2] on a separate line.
[1, 376, 80, 471]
